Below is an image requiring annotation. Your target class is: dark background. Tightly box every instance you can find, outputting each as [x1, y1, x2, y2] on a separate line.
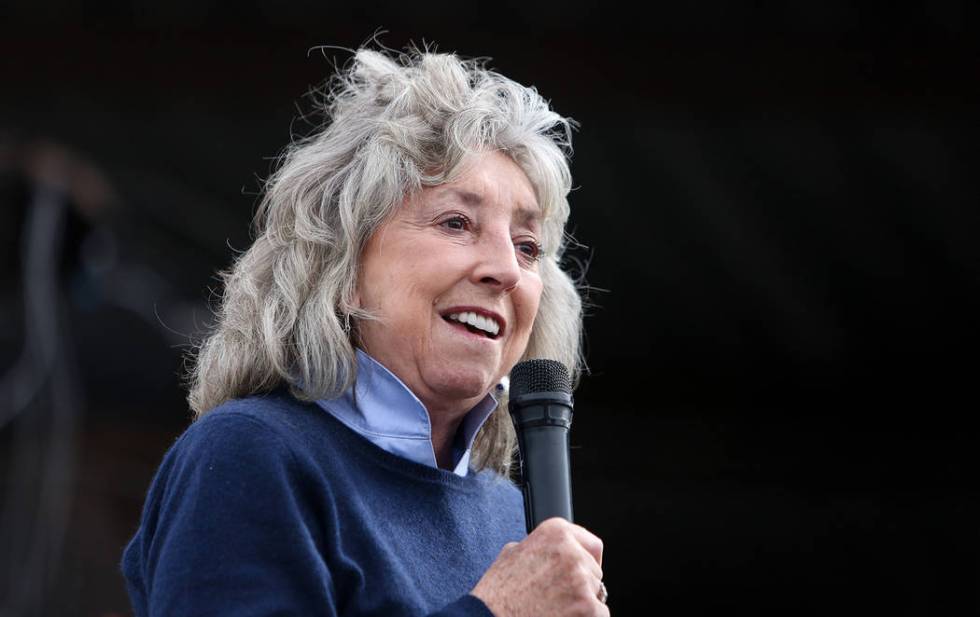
[1, 2, 978, 615]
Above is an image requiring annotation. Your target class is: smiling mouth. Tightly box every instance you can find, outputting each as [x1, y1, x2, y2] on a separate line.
[442, 311, 502, 340]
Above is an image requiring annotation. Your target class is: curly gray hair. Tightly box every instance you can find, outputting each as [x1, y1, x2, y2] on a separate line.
[188, 47, 583, 474]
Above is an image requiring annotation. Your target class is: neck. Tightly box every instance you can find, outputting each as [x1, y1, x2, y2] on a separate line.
[348, 349, 497, 472]
[428, 411, 464, 470]
[422, 389, 490, 471]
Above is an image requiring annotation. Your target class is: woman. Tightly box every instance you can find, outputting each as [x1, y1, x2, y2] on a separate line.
[122, 47, 608, 617]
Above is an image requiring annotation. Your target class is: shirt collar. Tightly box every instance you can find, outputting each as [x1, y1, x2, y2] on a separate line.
[314, 349, 498, 476]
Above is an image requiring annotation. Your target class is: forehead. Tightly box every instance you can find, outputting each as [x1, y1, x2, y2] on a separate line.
[428, 152, 542, 224]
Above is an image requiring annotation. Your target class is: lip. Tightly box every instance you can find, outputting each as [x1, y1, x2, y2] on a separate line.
[439, 305, 507, 338]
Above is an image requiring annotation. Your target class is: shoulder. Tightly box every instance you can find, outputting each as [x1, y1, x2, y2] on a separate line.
[131, 391, 338, 556]
[124, 391, 340, 615]
[183, 389, 323, 457]
[146, 391, 329, 506]
[198, 388, 320, 433]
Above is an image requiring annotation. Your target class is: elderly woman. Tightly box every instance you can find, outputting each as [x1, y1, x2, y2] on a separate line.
[122, 48, 608, 616]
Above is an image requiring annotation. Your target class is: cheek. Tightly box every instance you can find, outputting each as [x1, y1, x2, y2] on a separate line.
[372, 264, 440, 326]
[514, 280, 544, 341]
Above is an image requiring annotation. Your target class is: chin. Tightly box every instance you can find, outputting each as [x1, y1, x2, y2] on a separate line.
[425, 365, 496, 406]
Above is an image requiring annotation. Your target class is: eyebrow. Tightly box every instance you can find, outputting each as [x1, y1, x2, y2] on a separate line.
[449, 188, 542, 227]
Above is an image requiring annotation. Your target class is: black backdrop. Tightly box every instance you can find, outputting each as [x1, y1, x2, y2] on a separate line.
[1, 2, 978, 615]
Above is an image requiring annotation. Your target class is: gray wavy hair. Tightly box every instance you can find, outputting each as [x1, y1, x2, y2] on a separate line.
[188, 47, 583, 475]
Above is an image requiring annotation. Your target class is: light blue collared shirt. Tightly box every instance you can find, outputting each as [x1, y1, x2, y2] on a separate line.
[315, 350, 498, 477]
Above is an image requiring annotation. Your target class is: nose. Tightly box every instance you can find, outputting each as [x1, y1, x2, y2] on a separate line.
[472, 228, 522, 292]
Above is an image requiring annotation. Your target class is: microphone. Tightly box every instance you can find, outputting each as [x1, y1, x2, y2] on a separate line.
[508, 359, 574, 533]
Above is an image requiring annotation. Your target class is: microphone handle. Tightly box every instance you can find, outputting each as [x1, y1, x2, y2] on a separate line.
[516, 422, 573, 533]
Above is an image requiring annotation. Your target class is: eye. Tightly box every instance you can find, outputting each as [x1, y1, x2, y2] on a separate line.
[440, 214, 470, 231]
[515, 239, 543, 262]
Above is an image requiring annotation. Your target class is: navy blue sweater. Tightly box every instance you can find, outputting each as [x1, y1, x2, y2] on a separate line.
[122, 391, 526, 616]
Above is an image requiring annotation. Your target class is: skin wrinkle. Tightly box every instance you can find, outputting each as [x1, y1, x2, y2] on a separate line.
[189, 49, 582, 476]
[443, 188, 542, 232]
[355, 151, 542, 469]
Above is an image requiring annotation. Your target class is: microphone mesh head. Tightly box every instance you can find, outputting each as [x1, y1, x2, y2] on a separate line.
[509, 359, 571, 398]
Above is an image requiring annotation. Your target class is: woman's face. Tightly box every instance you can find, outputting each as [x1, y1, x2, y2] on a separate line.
[355, 151, 544, 416]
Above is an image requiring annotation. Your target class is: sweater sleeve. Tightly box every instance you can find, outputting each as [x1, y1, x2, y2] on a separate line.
[433, 595, 497, 617]
[123, 411, 338, 617]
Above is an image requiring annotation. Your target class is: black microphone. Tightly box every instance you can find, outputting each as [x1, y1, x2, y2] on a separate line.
[508, 359, 574, 533]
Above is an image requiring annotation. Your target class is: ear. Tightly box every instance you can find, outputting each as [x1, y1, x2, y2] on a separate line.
[347, 269, 363, 310]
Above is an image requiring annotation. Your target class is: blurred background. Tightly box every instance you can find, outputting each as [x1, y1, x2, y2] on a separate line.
[1, 2, 978, 615]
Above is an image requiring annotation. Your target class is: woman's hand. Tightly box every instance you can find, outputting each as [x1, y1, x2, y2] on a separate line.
[471, 518, 609, 617]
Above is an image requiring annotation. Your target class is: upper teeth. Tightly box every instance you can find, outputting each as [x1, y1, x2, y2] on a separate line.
[447, 311, 500, 336]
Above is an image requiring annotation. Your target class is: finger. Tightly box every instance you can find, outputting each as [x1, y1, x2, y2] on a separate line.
[595, 579, 608, 604]
[574, 543, 604, 581]
[496, 541, 519, 562]
[568, 523, 604, 568]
